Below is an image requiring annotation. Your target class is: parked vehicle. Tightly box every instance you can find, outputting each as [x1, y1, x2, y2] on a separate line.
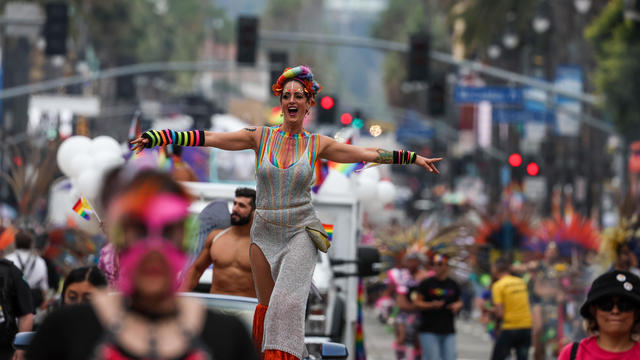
[14, 292, 348, 359]
[184, 181, 380, 360]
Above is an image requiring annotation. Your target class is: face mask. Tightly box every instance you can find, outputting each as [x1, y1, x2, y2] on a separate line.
[117, 237, 187, 296]
[109, 193, 196, 296]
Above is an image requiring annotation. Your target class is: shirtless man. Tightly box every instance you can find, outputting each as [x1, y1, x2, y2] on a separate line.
[185, 188, 256, 297]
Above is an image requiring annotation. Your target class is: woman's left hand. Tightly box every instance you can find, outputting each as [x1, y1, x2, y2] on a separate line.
[415, 155, 442, 174]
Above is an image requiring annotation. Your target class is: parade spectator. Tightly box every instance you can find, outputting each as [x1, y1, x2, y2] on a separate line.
[5, 230, 48, 308]
[185, 187, 256, 297]
[0, 258, 34, 359]
[558, 270, 640, 359]
[613, 243, 640, 276]
[27, 170, 257, 360]
[414, 254, 462, 360]
[489, 257, 533, 360]
[170, 145, 198, 182]
[96, 167, 127, 286]
[61, 266, 107, 305]
[386, 251, 429, 360]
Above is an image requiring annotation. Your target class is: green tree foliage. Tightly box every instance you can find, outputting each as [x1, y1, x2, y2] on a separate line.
[451, 0, 536, 57]
[26, 0, 229, 91]
[586, 0, 640, 140]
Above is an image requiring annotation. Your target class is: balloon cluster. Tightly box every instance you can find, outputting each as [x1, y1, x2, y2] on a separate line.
[56, 135, 125, 204]
[354, 167, 396, 205]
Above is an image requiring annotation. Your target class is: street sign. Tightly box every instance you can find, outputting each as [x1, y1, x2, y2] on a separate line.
[492, 108, 555, 124]
[454, 86, 523, 105]
[5, 2, 43, 39]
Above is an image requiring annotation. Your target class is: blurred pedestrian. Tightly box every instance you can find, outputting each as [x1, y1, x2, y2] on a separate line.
[60, 266, 107, 305]
[131, 65, 442, 360]
[414, 254, 462, 360]
[558, 270, 640, 359]
[489, 257, 533, 360]
[27, 169, 257, 360]
[387, 252, 429, 360]
[5, 230, 48, 309]
[613, 243, 640, 276]
[0, 258, 33, 360]
[170, 145, 198, 182]
[96, 167, 127, 286]
[184, 188, 256, 297]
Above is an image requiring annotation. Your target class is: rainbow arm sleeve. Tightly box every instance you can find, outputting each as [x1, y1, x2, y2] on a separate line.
[141, 129, 206, 148]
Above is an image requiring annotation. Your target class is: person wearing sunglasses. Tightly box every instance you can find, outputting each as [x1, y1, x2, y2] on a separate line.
[558, 270, 640, 360]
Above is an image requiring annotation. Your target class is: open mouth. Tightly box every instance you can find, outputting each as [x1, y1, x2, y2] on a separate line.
[287, 106, 299, 117]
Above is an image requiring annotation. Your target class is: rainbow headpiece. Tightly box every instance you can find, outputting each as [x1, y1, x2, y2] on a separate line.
[272, 65, 322, 97]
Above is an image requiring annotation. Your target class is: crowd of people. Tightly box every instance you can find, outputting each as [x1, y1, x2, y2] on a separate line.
[373, 235, 640, 360]
[0, 64, 638, 360]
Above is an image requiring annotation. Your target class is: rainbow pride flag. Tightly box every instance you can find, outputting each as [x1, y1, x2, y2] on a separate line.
[72, 197, 93, 221]
[329, 161, 365, 176]
[322, 224, 334, 242]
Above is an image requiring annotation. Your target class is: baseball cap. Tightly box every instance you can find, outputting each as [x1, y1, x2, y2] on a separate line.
[580, 270, 640, 319]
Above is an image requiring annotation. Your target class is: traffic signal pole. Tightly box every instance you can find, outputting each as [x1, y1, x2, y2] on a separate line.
[259, 31, 614, 135]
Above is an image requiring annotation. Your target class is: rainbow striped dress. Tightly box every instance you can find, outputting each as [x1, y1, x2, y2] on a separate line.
[251, 126, 321, 358]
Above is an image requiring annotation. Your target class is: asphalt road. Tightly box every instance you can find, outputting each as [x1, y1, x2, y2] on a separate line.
[362, 308, 493, 360]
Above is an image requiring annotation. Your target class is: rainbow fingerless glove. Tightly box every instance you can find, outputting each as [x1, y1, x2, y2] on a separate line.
[393, 150, 417, 164]
[141, 129, 205, 148]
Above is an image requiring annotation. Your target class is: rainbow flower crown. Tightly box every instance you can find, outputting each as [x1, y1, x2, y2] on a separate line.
[272, 65, 322, 97]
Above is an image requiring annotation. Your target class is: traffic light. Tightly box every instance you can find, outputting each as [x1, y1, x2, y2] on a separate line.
[508, 153, 522, 167]
[236, 16, 259, 65]
[269, 51, 288, 88]
[116, 57, 135, 99]
[428, 79, 446, 116]
[44, 3, 68, 56]
[526, 162, 539, 176]
[408, 33, 430, 82]
[340, 113, 353, 126]
[352, 109, 365, 129]
[317, 95, 337, 125]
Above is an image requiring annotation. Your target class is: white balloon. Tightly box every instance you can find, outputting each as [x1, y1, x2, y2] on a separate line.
[91, 136, 122, 156]
[355, 174, 378, 201]
[77, 169, 103, 201]
[359, 166, 381, 183]
[317, 170, 351, 196]
[93, 151, 125, 173]
[57, 136, 92, 177]
[377, 180, 397, 204]
[69, 154, 94, 178]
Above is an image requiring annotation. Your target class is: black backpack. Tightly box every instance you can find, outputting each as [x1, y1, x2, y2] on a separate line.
[0, 260, 18, 338]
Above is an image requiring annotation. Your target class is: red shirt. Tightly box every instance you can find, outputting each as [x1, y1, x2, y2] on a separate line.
[558, 337, 640, 360]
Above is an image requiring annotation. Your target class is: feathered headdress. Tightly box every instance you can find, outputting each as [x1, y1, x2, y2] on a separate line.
[534, 213, 600, 258]
[271, 65, 322, 97]
[600, 215, 640, 265]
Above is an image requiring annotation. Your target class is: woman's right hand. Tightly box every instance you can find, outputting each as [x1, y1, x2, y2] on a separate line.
[129, 136, 149, 152]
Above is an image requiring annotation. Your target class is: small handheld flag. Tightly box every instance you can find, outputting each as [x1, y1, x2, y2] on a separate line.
[72, 197, 93, 221]
[322, 224, 334, 242]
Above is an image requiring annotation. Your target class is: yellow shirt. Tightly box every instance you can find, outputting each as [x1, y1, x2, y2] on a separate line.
[492, 274, 532, 330]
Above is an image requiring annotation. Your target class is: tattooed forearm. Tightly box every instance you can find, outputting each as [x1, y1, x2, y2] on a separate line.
[373, 149, 394, 164]
[244, 127, 257, 132]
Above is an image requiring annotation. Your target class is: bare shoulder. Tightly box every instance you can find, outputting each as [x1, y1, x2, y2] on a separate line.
[243, 126, 267, 148]
[317, 134, 337, 152]
[205, 228, 226, 246]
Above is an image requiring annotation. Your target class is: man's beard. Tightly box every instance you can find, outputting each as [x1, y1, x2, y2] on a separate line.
[230, 212, 252, 226]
